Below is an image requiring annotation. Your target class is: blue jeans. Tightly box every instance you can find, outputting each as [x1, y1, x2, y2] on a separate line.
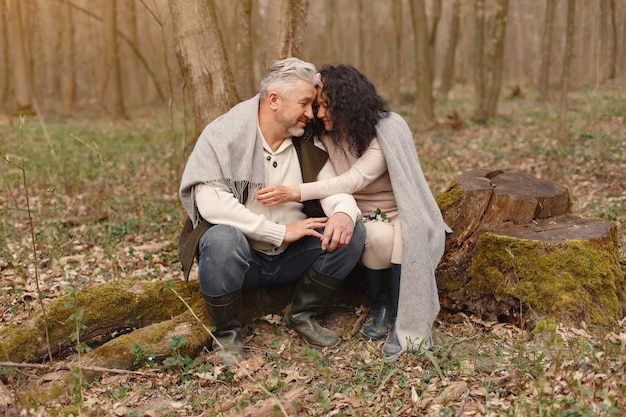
[197, 221, 366, 296]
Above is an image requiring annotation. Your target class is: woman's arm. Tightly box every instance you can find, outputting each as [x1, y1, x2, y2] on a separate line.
[257, 139, 387, 205]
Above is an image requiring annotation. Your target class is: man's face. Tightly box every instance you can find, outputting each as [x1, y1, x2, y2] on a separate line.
[275, 79, 316, 137]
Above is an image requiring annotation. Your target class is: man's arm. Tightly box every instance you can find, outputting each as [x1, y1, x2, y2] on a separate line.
[195, 184, 326, 245]
[196, 184, 286, 246]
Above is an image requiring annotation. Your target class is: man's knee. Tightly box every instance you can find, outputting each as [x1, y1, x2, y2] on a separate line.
[351, 220, 367, 249]
[199, 224, 246, 256]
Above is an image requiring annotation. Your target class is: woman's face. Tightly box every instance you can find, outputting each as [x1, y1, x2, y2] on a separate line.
[315, 89, 334, 132]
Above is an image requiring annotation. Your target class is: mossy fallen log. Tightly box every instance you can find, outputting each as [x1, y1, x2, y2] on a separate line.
[436, 169, 625, 329]
[0, 275, 308, 366]
[0, 280, 203, 363]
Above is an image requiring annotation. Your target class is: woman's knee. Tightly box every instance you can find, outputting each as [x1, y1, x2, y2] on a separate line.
[362, 222, 394, 269]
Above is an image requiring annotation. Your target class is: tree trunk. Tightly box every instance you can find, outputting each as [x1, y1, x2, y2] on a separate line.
[473, 0, 487, 123]
[436, 170, 624, 330]
[0, 0, 9, 113]
[8, 0, 33, 115]
[559, 0, 576, 146]
[323, 0, 338, 64]
[485, 0, 509, 118]
[391, 0, 403, 104]
[600, 0, 617, 82]
[277, 0, 309, 60]
[538, 0, 556, 102]
[235, 0, 255, 99]
[169, 0, 239, 136]
[120, 0, 140, 106]
[102, 0, 128, 120]
[61, 1, 76, 113]
[438, 0, 460, 98]
[473, 0, 509, 123]
[428, 0, 442, 74]
[281, 0, 309, 58]
[410, 0, 434, 126]
[357, 0, 365, 72]
[607, 0, 617, 80]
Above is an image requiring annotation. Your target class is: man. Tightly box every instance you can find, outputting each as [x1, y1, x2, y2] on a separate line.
[178, 58, 365, 366]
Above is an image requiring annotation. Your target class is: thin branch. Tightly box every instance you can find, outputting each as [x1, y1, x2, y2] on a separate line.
[0, 361, 154, 376]
[16, 116, 54, 365]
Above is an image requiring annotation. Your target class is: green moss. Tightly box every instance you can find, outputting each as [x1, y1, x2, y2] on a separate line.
[435, 180, 463, 212]
[469, 231, 623, 327]
[436, 269, 467, 292]
[533, 319, 559, 333]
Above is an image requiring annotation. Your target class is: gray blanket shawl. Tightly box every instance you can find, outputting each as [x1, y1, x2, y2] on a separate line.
[376, 112, 451, 353]
[179, 95, 264, 226]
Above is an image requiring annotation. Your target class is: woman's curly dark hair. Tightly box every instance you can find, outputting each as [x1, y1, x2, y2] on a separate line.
[314, 64, 388, 157]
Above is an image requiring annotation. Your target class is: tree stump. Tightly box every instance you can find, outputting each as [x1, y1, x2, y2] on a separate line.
[435, 169, 624, 329]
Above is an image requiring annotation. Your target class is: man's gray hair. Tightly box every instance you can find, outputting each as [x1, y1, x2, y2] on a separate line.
[259, 57, 317, 100]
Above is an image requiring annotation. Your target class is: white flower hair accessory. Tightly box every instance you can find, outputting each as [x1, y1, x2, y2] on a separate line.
[315, 73, 324, 88]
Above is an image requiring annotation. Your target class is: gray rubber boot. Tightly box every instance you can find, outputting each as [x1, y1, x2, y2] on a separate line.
[382, 264, 402, 361]
[361, 267, 391, 340]
[202, 289, 245, 366]
[283, 267, 343, 348]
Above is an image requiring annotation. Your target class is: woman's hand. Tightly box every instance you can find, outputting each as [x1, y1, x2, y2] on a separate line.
[256, 184, 301, 206]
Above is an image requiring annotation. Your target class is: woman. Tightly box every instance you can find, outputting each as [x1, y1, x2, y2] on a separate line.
[257, 65, 450, 361]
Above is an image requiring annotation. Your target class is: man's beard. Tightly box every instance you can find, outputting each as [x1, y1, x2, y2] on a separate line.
[288, 125, 305, 137]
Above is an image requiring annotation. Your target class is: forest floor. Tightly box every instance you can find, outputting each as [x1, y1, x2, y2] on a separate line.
[1, 80, 625, 416]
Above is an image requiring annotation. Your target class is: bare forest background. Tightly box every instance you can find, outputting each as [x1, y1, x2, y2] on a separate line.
[1, 1, 626, 414]
[1, 0, 625, 127]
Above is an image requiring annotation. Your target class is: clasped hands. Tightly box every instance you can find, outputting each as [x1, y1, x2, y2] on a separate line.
[258, 185, 354, 251]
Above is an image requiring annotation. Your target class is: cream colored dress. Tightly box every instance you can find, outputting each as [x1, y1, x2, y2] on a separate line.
[299, 136, 403, 269]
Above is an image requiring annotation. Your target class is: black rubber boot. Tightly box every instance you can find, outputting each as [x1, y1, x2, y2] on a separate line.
[382, 264, 403, 361]
[283, 267, 343, 347]
[361, 267, 391, 340]
[202, 289, 245, 366]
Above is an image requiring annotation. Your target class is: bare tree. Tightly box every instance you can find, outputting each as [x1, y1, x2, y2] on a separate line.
[280, 0, 309, 58]
[485, 0, 509, 118]
[101, 0, 128, 120]
[323, 0, 338, 64]
[391, 0, 403, 104]
[429, 0, 442, 72]
[120, 0, 140, 105]
[277, 0, 309, 59]
[538, 0, 556, 102]
[357, 0, 365, 72]
[599, 0, 617, 82]
[169, 0, 239, 136]
[473, 0, 486, 121]
[473, 0, 509, 124]
[438, 0, 461, 98]
[61, 0, 76, 112]
[235, 0, 255, 99]
[559, 0, 576, 145]
[0, 0, 9, 113]
[410, 0, 434, 126]
[8, 0, 33, 114]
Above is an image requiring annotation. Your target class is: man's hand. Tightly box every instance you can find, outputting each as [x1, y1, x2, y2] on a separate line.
[283, 217, 328, 243]
[320, 212, 355, 251]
